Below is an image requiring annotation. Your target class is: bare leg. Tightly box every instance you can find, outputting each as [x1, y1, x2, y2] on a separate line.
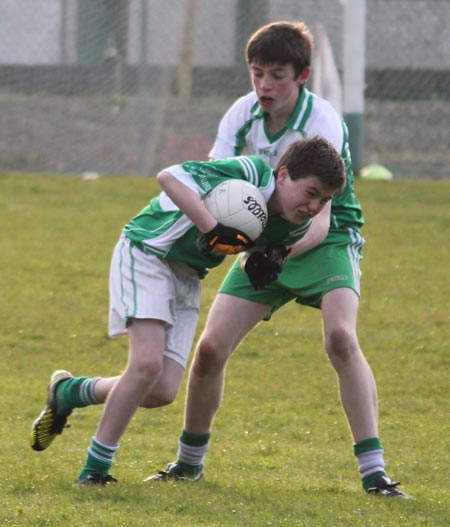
[321, 288, 378, 442]
[88, 354, 185, 407]
[140, 356, 186, 408]
[95, 318, 166, 446]
[93, 377, 119, 403]
[184, 294, 270, 434]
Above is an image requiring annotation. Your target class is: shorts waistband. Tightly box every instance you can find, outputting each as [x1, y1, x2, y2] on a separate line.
[128, 238, 154, 255]
[127, 237, 199, 280]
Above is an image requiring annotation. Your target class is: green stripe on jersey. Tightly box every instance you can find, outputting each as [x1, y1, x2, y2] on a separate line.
[123, 156, 274, 277]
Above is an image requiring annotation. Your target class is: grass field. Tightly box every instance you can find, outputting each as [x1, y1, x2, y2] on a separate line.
[1, 172, 449, 526]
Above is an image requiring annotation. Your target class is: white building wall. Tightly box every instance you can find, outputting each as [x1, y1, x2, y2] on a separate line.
[0, 0, 449, 68]
[127, 0, 236, 66]
[0, 0, 62, 64]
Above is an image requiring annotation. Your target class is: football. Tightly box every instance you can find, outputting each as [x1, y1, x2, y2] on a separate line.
[203, 179, 268, 240]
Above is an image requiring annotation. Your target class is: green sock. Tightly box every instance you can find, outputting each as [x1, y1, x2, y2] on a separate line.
[361, 471, 385, 492]
[78, 437, 118, 480]
[56, 377, 101, 415]
[353, 437, 383, 456]
[180, 430, 211, 447]
[354, 437, 385, 492]
[177, 460, 203, 476]
[177, 430, 211, 476]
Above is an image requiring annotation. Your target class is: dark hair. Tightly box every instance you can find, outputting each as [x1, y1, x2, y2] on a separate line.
[246, 21, 313, 77]
[274, 136, 345, 191]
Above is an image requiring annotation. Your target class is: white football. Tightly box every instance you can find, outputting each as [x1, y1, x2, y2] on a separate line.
[203, 179, 268, 241]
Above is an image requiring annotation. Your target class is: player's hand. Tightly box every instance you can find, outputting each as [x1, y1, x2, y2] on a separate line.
[265, 243, 291, 267]
[204, 223, 255, 255]
[242, 244, 291, 289]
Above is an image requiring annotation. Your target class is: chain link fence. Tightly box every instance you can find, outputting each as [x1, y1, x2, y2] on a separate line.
[0, 0, 449, 178]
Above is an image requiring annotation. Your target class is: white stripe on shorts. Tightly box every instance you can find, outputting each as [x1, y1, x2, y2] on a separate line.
[347, 228, 365, 296]
[108, 235, 201, 368]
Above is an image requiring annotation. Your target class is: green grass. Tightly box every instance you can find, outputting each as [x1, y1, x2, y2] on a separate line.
[1, 172, 449, 526]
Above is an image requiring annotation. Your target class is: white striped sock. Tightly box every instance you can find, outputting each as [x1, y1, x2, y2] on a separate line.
[357, 448, 385, 478]
[177, 440, 209, 466]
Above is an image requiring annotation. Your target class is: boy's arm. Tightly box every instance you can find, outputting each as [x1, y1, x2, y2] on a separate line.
[157, 170, 216, 233]
[157, 169, 254, 254]
[287, 202, 331, 258]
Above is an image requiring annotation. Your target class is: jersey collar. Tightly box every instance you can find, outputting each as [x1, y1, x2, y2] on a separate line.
[286, 86, 313, 131]
[250, 86, 313, 137]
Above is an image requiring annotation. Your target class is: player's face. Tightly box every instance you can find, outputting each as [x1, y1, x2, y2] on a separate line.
[271, 170, 335, 224]
[249, 62, 310, 115]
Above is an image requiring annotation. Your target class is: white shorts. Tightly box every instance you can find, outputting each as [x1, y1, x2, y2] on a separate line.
[109, 235, 201, 368]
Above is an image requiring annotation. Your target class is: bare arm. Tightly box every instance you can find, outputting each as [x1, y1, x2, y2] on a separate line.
[287, 201, 331, 258]
[156, 170, 217, 234]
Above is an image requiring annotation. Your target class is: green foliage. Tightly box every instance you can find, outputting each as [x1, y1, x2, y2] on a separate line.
[1, 173, 449, 526]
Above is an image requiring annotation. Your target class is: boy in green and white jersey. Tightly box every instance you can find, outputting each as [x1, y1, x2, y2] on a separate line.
[122, 155, 306, 280]
[209, 36, 362, 232]
[30, 136, 345, 485]
[152, 22, 409, 497]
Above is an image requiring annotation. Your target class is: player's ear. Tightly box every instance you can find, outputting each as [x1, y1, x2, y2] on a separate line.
[276, 166, 289, 184]
[296, 67, 311, 86]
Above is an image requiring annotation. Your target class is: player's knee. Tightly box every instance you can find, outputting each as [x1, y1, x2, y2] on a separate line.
[140, 386, 178, 408]
[324, 326, 359, 363]
[130, 356, 164, 384]
[194, 336, 230, 376]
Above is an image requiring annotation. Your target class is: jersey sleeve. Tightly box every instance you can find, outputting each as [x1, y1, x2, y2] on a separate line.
[162, 163, 202, 195]
[178, 156, 275, 203]
[234, 156, 275, 202]
[307, 100, 346, 154]
[208, 108, 237, 159]
[208, 93, 258, 159]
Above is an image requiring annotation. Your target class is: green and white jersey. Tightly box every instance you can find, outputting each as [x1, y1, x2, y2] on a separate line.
[209, 88, 364, 229]
[124, 156, 311, 277]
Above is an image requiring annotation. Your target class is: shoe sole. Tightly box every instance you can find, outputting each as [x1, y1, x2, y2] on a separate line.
[30, 369, 73, 451]
[144, 469, 204, 482]
[77, 475, 118, 487]
[368, 490, 413, 499]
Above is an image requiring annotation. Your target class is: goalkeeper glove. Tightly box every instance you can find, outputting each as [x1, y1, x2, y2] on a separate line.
[265, 243, 291, 268]
[242, 244, 291, 289]
[204, 223, 254, 255]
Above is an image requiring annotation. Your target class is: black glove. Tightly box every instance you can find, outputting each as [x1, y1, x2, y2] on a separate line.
[204, 223, 255, 255]
[243, 244, 291, 289]
[265, 243, 291, 267]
